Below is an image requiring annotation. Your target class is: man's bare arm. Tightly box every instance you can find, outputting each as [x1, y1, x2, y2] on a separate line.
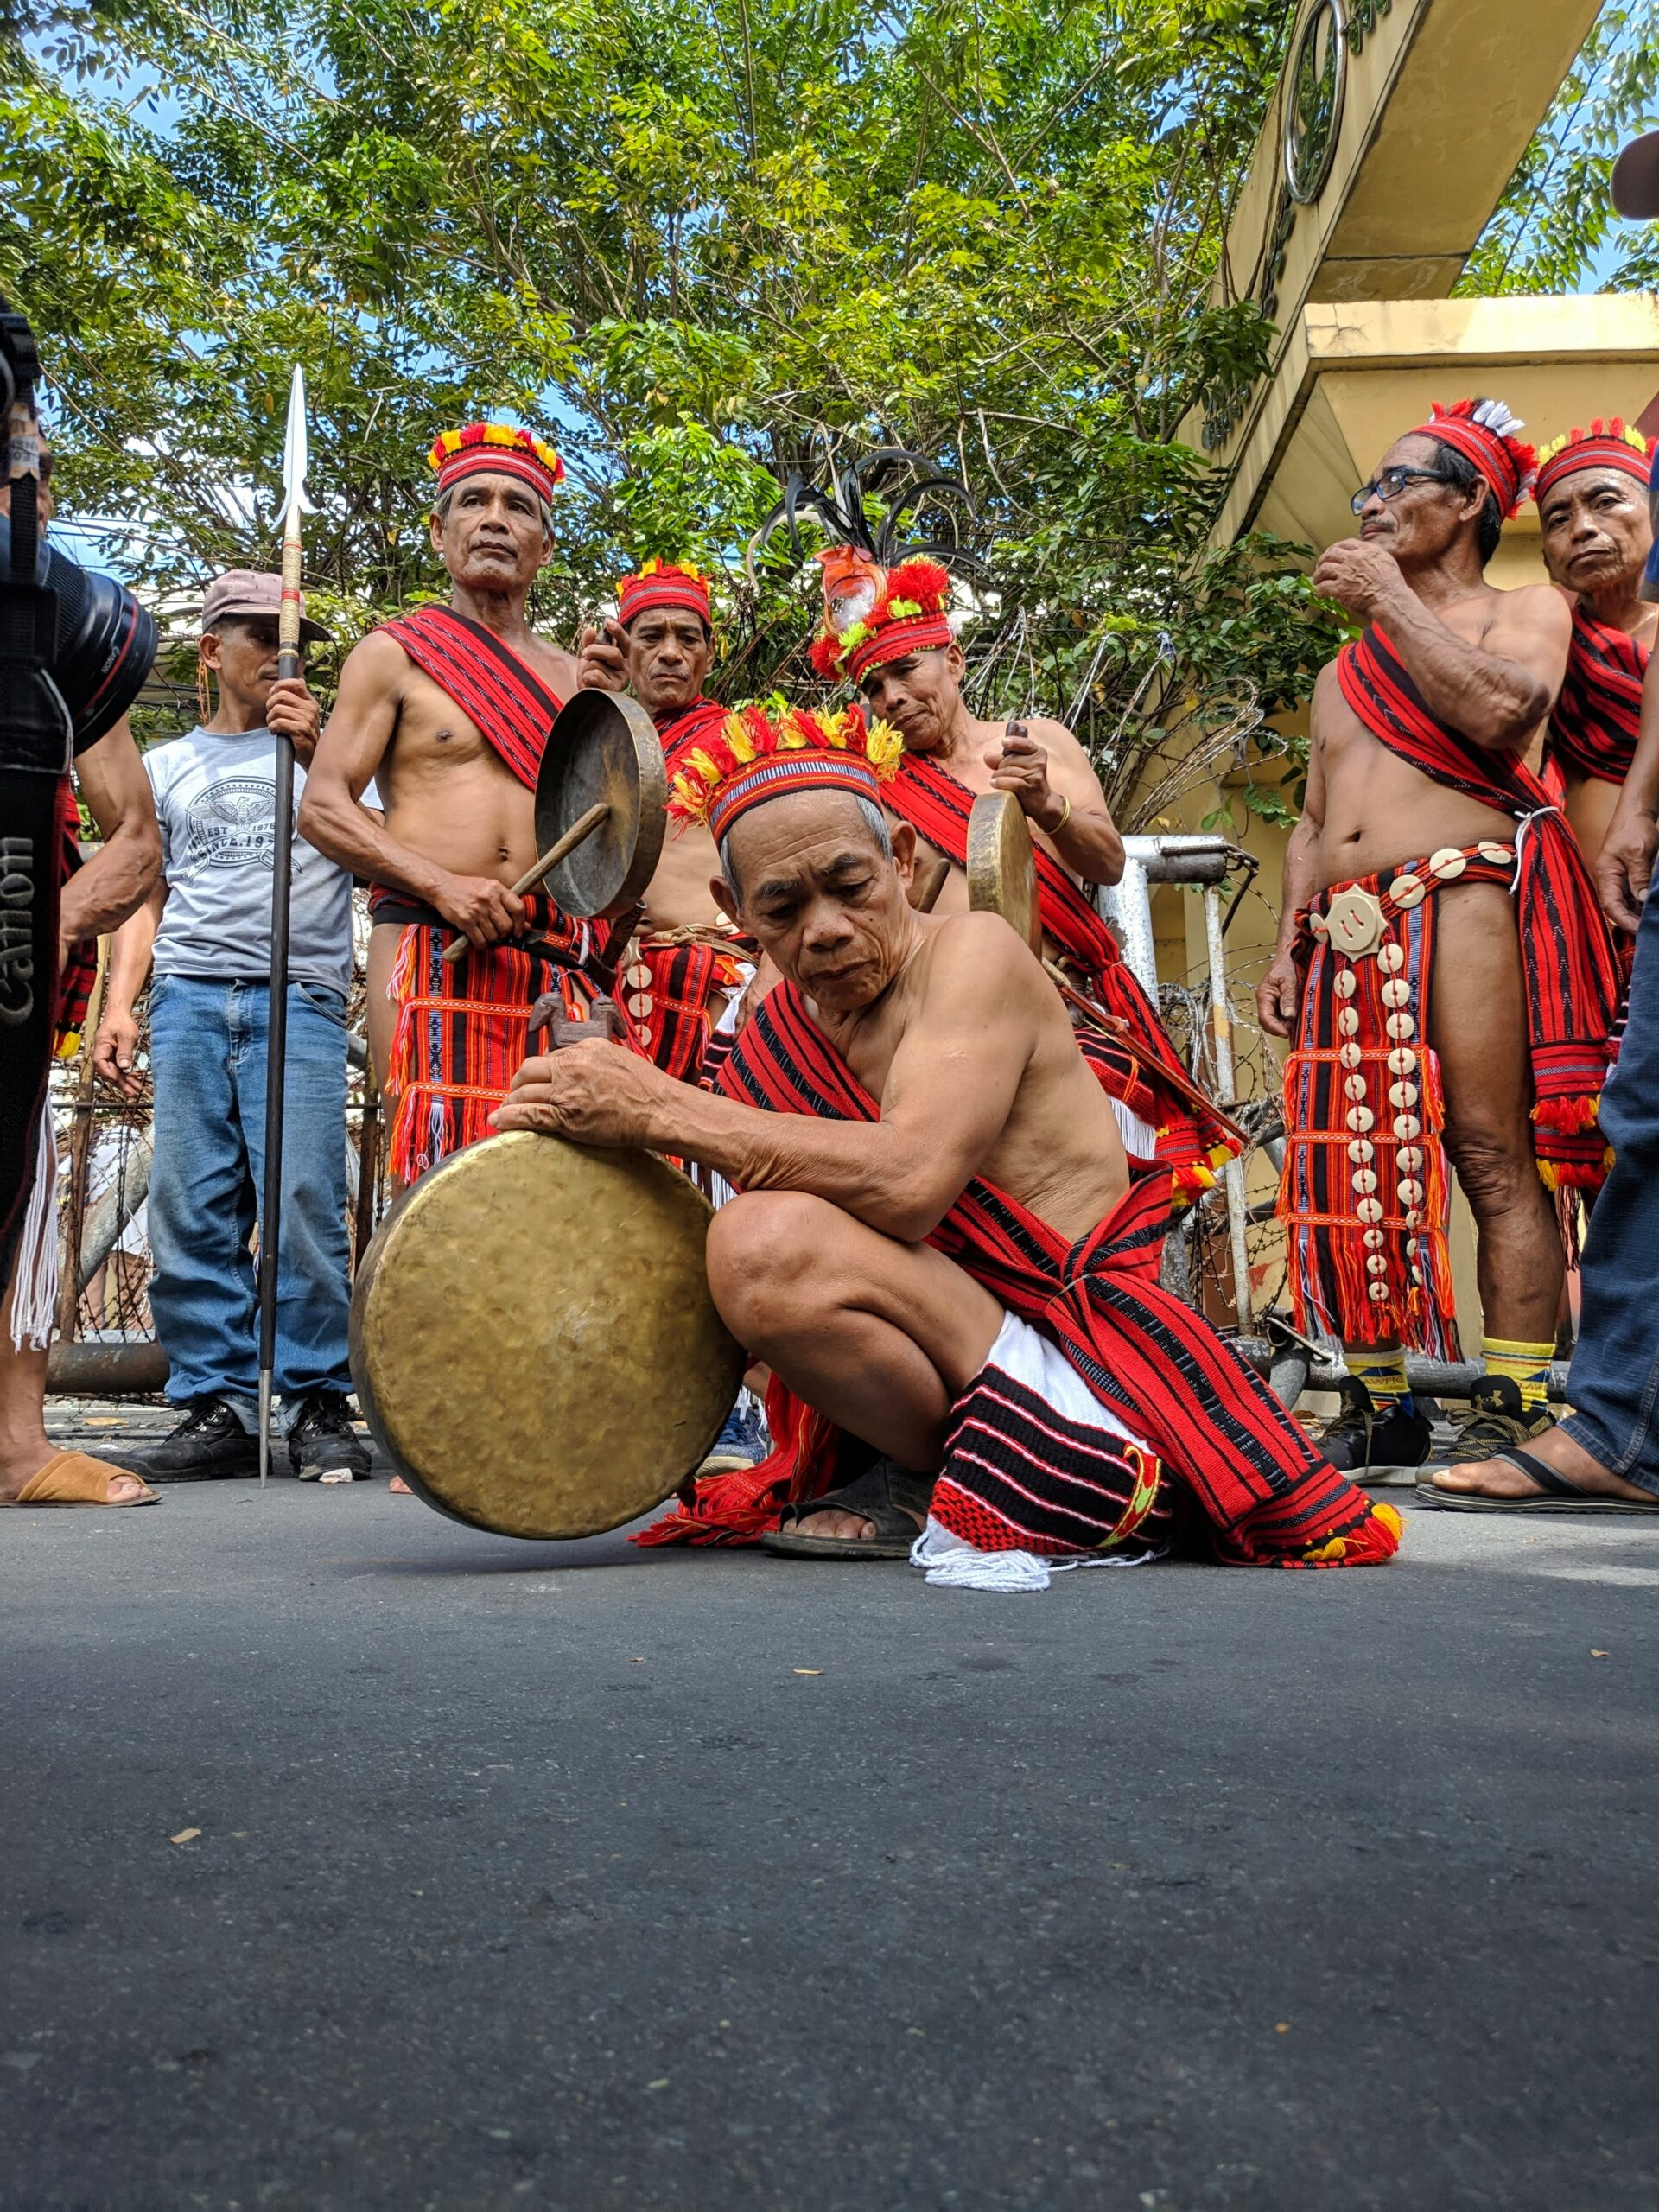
[990, 717, 1124, 885]
[296, 634, 435, 897]
[1313, 541, 1565, 749]
[60, 716, 162, 950]
[1256, 717, 1325, 1039]
[496, 912, 1039, 1241]
[1597, 643, 1659, 931]
[297, 633, 522, 944]
[92, 886, 164, 1098]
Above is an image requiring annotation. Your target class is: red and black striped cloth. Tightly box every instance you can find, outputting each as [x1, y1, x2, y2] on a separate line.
[658, 696, 728, 774]
[384, 896, 603, 1183]
[1336, 625, 1619, 1189]
[1549, 603, 1648, 785]
[889, 752, 1236, 1199]
[376, 603, 563, 791]
[55, 782, 98, 1055]
[634, 981, 1399, 1568]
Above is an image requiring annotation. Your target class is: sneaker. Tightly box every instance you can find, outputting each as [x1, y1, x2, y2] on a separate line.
[1422, 1375, 1553, 1472]
[288, 1393, 374, 1482]
[138, 1396, 261, 1482]
[698, 1400, 769, 1478]
[1317, 1378, 1432, 1480]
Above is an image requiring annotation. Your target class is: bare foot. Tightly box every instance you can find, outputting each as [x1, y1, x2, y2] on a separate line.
[0, 1450, 154, 1505]
[1429, 1424, 1653, 1503]
[786, 1503, 925, 1543]
[390, 1474, 412, 1495]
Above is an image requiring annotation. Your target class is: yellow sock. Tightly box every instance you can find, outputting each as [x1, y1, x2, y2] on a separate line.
[1346, 1344, 1412, 1418]
[1483, 1336, 1552, 1415]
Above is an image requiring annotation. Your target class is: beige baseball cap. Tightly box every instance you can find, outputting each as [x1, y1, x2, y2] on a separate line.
[200, 568, 331, 643]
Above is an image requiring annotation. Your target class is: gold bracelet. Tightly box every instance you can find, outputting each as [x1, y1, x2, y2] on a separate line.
[1052, 792, 1072, 835]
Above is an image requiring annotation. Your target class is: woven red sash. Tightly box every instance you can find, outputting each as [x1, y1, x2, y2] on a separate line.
[634, 982, 1396, 1567]
[1336, 626, 1618, 1180]
[377, 605, 563, 791]
[1549, 605, 1647, 785]
[55, 782, 97, 1054]
[889, 752, 1235, 1196]
[657, 696, 729, 778]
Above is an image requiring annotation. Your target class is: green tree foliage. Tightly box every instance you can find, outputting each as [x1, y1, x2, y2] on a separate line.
[3, 0, 1348, 817]
[1459, 1, 1659, 297]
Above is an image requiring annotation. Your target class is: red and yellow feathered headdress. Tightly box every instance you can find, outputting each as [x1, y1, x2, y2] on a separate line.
[617, 557, 712, 628]
[1534, 417, 1656, 505]
[668, 701, 904, 843]
[1406, 397, 1536, 520]
[429, 422, 565, 506]
[809, 557, 955, 686]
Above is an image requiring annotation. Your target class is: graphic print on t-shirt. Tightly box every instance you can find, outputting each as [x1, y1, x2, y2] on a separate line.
[181, 776, 286, 871]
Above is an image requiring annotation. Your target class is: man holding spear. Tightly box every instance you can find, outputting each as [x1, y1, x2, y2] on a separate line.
[97, 372, 369, 1484]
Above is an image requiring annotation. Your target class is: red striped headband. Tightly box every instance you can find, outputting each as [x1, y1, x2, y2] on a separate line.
[1407, 398, 1536, 520]
[1535, 419, 1656, 505]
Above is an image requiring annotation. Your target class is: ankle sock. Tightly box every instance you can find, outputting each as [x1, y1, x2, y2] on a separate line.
[1346, 1345, 1413, 1420]
[1484, 1336, 1553, 1415]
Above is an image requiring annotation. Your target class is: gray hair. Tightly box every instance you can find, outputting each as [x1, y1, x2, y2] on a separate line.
[718, 794, 892, 906]
[433, 482, 556, 539]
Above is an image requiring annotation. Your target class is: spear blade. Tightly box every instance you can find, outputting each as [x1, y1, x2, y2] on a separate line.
[280, 364, 311, 519]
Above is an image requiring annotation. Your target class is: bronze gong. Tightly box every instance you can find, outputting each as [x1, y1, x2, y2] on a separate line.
[536, 689, 667, 918]
[350, 1131, 744, 1540]
[966, 789, 1041, 952]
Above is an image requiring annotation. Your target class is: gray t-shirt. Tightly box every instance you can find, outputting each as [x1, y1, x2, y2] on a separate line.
[146, 727, 362, 993]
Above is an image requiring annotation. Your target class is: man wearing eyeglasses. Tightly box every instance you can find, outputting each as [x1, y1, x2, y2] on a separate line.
[1258, 397, 1621, 1484]
[1427, 134, 1659, 1515]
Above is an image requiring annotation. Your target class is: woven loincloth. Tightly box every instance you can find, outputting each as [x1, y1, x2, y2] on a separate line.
[931, 1308, 1172, 1560]
[1280, 841, 1521, 1357]
[614, 931, 748, 1085]
[385, 894, 601, 1183]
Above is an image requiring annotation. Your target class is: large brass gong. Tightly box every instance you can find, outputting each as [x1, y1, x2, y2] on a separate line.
[350, 1132, 744, 1540]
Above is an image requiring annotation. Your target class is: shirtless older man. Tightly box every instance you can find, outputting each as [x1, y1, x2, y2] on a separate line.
[1535, 420, 1657, 863]
[812, 556, 1236, 1201]
[493, 702, 1401, 1576]
[1259, 397, 1621, 1482]
[298, 423, 605, 1182]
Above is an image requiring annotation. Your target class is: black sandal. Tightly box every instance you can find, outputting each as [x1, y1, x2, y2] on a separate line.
[760, 1460, 936, 1560]
[1415, 1446, 1659, 1513]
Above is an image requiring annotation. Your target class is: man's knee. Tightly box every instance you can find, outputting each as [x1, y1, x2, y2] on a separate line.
[1446, 1125, 1541, 1217]
[707, 1192, 837, 1337]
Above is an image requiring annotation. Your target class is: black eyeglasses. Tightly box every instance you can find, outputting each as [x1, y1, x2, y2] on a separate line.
[1350, 465, 1459, 516]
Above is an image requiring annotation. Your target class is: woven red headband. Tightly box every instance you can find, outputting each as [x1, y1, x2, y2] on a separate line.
[618, 559, 711, 628]
[429, 423, 565, 509]
[1534, 419, 1656, 505]
[706, 753, 884, 843]
[812, 557, 956, 684]
[1405, 398, 1536, 520]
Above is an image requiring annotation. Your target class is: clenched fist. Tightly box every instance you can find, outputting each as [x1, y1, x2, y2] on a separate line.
[1311, 538, 1406, 625]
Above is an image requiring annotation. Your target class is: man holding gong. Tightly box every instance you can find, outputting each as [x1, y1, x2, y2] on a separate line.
[493, 701, 1402, 1580]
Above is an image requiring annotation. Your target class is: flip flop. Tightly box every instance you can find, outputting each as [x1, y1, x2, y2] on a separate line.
[3, 1452, 161, 1508]
[761, 1460, 934, 1560]
[1415, 1446, 1659, 1515]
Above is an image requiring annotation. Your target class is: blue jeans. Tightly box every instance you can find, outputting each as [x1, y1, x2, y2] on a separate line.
[147, 976, 354, 1416]
[1561, 879, 1659, 1495]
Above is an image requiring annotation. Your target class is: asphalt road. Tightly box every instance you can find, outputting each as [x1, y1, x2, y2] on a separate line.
[4, 1462, 1658, 2212]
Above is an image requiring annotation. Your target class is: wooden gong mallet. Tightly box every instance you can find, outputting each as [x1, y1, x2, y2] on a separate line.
[442, 690, 668, 963]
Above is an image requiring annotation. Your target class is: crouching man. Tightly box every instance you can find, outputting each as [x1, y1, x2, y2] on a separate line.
[494, 704, 1402, 1582]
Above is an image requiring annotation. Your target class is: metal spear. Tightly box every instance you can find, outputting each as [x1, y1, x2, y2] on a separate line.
[257, 365, 310, 1487]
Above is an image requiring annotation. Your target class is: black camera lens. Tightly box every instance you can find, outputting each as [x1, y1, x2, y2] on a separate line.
[0, 513, 157, 750]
